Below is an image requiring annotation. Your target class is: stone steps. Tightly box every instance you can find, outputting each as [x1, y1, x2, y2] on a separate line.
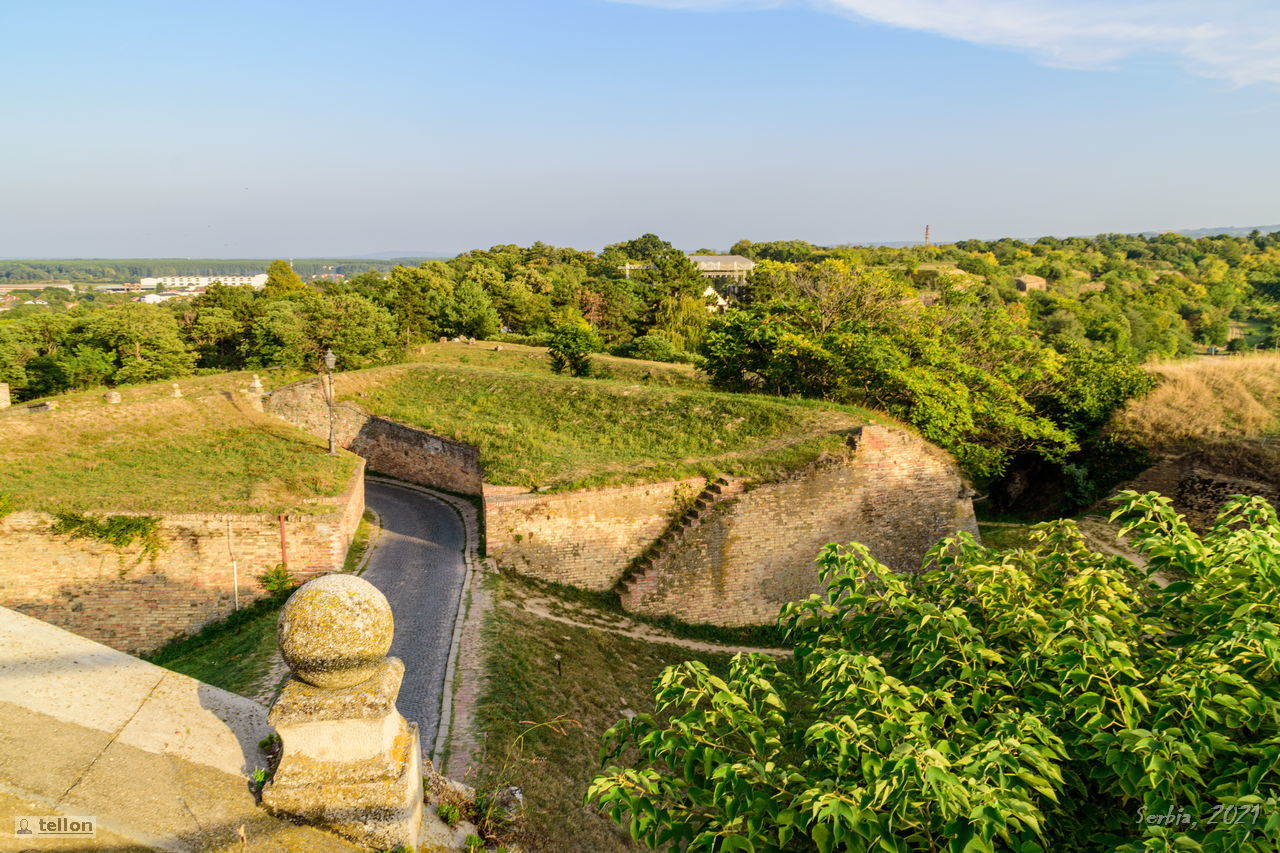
[615, 476, 742, 605]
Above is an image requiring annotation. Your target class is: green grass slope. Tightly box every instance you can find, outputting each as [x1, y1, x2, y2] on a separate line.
[0, 372, 358, 514]
[340, 344, 880, 491]
[472, 573, 737, 853]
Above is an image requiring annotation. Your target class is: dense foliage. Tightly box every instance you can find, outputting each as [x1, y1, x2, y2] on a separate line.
[700, 261, 1157, 484]
[2, 231, 1276, 499]
[588, 491, 1280, 852]
[548, 321, 601, 376]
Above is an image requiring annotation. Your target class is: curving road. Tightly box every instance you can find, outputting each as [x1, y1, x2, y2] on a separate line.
[360, 479, 468, 757]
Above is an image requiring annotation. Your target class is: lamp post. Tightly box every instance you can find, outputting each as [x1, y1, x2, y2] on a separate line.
[323, 348, 337, 455]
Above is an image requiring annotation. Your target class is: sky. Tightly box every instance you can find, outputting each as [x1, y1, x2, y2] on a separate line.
[1, 0, 1277, 257]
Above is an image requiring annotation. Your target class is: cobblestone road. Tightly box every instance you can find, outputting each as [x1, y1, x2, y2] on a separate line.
[361, 480, 467, 755]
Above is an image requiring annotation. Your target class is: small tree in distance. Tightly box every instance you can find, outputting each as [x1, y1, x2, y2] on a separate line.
[263, 259, 306, 297]
[588, 491, 1280, 852]
[548, 322, 599, 377]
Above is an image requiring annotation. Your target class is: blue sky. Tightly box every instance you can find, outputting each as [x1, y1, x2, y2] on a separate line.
[1, 0, 1276, 257]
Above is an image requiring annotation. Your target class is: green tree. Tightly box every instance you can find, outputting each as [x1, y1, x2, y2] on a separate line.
[263, 259, 306, 297]
[380, 262, 455, 343]
[55, 344, 115, 388]
[547, 321, 600, 376]
[447, 278, 501, 339]
[307, 293, 400, 369]
[85, 303, 195, 384]
[590, 491, 1280, 852]
[243, 301, 309, 369]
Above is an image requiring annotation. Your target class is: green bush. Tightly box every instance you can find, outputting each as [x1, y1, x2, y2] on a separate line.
[256, 563, 297, 596]
[613, 333, 693, 364]
[589, 491, 1280, 852]
[437, 801, 461, 827]
[49, 510, 164, 563]
[547, 322, 600, 377]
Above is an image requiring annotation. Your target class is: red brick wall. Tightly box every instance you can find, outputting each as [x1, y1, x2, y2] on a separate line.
[0, 463, 365, 655]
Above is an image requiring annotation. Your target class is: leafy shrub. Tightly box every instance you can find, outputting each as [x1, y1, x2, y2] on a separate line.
[256, 563, 297, 596]
[589, 491, 1280, 852]
[437, 801, 461, 827]
[49, 510, 164, 563]
[547, 322, 600, 377]
[491, 331, 552, 347]
[613, 333, 695, 364]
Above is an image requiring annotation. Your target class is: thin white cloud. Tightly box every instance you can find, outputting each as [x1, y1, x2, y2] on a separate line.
[611, 0, 1280, 86]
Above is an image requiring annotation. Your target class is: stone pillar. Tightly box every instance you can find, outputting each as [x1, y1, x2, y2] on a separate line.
[0, 382, 9, 409]
[103, 391, 122, 404]
[171, 384, 183, 398]
[262, 575, 423, 849]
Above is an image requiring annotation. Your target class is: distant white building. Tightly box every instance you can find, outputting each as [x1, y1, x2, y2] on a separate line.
[139, 274, 267, 290]
[140, 292, 184, 304]
[687, 255, 756, 282]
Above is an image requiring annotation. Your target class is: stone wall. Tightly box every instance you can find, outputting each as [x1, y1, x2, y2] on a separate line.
[1177, 468, 1280, 531]
[267, 379, 483, 495]
[1114, 446, 1280, 532]
[484, 479, 705, 590]
[0, 462, 365, 655]
[622, 425, 979, 626]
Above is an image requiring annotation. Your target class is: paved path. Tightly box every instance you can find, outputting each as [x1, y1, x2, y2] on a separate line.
[361, 480, 468, 756]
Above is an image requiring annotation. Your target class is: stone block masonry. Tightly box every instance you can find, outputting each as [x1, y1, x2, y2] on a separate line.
[484, 478, 706, 590]
[266, 375, 979, 627]
[1176, 468, 1280, 531]
[621, 425, 979, 626]
[267, 378, 483, 495]
[0, 462, 365, 655]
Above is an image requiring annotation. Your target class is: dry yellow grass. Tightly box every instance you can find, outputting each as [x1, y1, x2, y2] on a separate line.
[1110, 353, 1280, 452]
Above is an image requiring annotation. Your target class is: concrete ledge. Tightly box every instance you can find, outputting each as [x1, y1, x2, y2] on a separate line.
[0, 606, 362, 851]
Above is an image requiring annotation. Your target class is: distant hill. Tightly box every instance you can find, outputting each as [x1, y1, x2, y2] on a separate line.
[1148, 225, 1280, 239]
[352, 250, 449, 260]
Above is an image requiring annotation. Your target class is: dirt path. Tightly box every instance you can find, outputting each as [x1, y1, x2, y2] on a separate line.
[502, 585, 791, 658]
[1075, 515, 1168, 586]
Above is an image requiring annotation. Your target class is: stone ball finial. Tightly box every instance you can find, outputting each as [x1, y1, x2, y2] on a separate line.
[278, 574, 394, 688]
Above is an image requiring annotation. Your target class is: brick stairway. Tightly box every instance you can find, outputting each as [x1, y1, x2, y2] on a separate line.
[616, 475, 745, 609]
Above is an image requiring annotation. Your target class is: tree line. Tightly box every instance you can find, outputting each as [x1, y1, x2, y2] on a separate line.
[2, 232, 1277, 507]
[0, 257, 427, 284]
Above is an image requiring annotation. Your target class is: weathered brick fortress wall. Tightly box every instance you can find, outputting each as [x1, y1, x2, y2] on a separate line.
[1176, 469, 1280, 531]
[623, 425, 979, 626]
[484, 479, 705, 590]
[1115, 448, 1280, 532]
[0, 463, 365, 655]
[267, 379, 483, 495]
[267, 378, 978, 626]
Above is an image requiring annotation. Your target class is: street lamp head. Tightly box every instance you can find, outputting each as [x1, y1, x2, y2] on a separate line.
[323, 348, 337, 371]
